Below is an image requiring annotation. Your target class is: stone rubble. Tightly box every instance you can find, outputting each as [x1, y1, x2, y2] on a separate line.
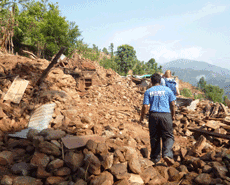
[0, 53, 230, 184]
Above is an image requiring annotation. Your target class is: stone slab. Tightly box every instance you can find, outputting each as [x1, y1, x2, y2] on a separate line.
[62, 135, 105, 149]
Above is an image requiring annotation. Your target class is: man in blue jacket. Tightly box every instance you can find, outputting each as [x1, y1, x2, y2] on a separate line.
[139, 73, 176, 166]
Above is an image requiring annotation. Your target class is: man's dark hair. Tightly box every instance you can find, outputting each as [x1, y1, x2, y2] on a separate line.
[151, 73, 161, 85]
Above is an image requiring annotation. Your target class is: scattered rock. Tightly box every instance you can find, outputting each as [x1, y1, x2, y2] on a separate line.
[46, 176, 65, 184]
[168, 167, 185, 182]
[110, 163, 130, 180]
[38, 141, 61, 156]
[11, 162, 34, 176]
[1, 175, 13, 185]
[96, 143, 108, 155]
[30, 152, 50, 168]
[64, 151, 84, 171]
[140, 167, 158, 184]
[36, 166, 52, 178]
[84, 152, 101, 175]
[13, 176, 42, 185]
[128, 174, 144, 184]
[39, 128, 66, 140]
[0, 151, 13, 165]
[140, 148, 148, 158]
[27, 129, 39, 141]
[128, 157, 142, 174]
[101, 153, 113, 170]
[54, 167, 71, 176]
[86, 140, 98, 154]
[47, 159, 64, 170]
[194, 173, 212, 185]
[90, 171, 114, 185]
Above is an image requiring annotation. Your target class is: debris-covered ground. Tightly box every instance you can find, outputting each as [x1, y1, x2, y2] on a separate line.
[0, 52, 230, 185]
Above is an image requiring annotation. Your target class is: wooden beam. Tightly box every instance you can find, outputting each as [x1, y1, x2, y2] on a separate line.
[188, 127, 230, 140]
[219, 123, 230, 130]
[36, 47, 66, 86]
[220, 103, 228, 116]
[210, 103, 220, 118]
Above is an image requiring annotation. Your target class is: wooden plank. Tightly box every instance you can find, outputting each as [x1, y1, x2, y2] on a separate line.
[206, 117, 224, 121]
[62, 135, 105, 149]
[204, 104, 211, 117]
[219, 123, 230, 130]
[188, 127, 230, 140]
[3, 76, 29, 104]
[210, 103, 220, 118]
[205, 120, 220, 130]
[220, 103, 228, 115]
[224, 116, 230, 125]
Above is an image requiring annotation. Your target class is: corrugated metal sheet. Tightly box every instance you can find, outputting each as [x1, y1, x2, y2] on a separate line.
[8, 103, 56, 138]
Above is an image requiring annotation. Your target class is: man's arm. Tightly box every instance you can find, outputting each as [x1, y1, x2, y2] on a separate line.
[139, 104, 148, 123]
[176, 87, 180, 96]
[170, 101, 176, 120]
[175, 81, 180, 96]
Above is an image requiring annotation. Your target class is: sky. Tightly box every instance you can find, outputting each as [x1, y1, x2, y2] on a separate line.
[48, 0, 230, 69]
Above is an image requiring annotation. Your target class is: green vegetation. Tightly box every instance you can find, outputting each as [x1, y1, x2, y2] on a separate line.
[14, 0, 81, 59]
[197, 77, 206, 91]
[100, 44, 162, 76]
[1, 0, 81, 59]
[115, 44, 137, 75]
[197, 77, 225, 103]
[180, 88, 193, 98]
[1, 0, 162, 76]
[194, 94, 205, 100]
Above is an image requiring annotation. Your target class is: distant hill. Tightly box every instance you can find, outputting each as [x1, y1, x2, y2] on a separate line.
[162, 59, 230, 98]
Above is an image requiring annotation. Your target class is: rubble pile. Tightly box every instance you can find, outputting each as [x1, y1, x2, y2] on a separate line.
[0, 53, 230, 184]
[0, 128, 157, 185]
[0, 127, 230, 185]
[0, 54, 141, 134]
[174, 100, 230, 144]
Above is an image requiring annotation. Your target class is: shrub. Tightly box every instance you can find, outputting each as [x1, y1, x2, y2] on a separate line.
[204, 84, 224, 103]
[194, 94, 205, 100]
[180, 88, 193, 98]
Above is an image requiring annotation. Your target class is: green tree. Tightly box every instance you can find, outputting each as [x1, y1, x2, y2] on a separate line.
[223, 95, 228, 106]
[145, 58, 162, 74]
[194, 94, 204, 100]
[0, 0, 28, 52]
[14, 0, 81, 59]
[132, 60, 145, 75]
[102, 47, 109, 55]
[204, 84, 224, 103]
[75, 40, 100, 61]
[99, 57, 117, 71]
[180, 88, 193, 98]
[109, 43, 114, 58]
[197, 76, 206, 91]
[115, 44, 137, 75]
[92, 44, 98, 52]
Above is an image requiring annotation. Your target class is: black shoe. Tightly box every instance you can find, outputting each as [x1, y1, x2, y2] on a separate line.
[150, 158, 160, 165]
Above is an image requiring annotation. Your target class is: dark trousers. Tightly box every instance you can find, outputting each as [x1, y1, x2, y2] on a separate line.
[149, 112, 174, 162]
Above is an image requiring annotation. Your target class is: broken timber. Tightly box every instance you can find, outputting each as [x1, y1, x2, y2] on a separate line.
[188, 127, 230, 140]
[210, 103, 220, 117]
[3, 76, 29, 104]
[36, 47, 66, 86]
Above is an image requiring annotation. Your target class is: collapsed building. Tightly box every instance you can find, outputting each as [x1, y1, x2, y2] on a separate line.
[0, 51, 230, 185]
